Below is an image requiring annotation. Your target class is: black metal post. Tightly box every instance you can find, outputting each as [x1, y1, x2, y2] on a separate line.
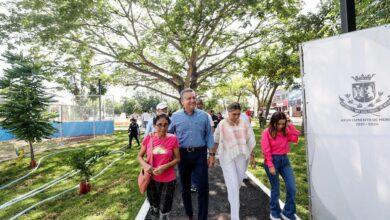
[98, 79, 102, 121]
[340, 0, 356, 33]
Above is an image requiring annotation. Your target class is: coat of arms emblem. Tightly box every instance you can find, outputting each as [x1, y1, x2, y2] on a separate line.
[339, 74, 390, 114]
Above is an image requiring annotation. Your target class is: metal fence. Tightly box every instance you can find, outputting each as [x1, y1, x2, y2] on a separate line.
[49, 95, 115, 122]
[0, 95, 115, 142]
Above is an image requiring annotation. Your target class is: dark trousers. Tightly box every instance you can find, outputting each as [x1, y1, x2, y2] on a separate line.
[178, 147, 209, 220]
[128, 134, 140, 148]
[147, 179, 176, 220]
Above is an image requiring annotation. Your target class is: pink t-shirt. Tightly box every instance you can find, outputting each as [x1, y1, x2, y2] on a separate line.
[142, 133, 179, 182]
[260, 124, 300, 168]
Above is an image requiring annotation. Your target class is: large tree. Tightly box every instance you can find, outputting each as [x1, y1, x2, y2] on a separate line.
[0, 0, 300, 100]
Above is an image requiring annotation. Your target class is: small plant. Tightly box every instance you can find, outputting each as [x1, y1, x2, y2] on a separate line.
[67, 149, 108, 194]
[15, 146, 25, 161]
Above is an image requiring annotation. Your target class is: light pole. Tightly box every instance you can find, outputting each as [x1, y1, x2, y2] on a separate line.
[98, 79, 102, 121]
[340, 0, 356, 33]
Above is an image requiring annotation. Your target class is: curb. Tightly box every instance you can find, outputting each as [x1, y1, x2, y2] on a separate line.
[135, 199, 150, 220]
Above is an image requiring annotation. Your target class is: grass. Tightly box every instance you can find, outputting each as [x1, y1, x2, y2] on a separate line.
[248, 123, 309, 220]
[0, 125, 309, 219]
[0, 131, 145, 220]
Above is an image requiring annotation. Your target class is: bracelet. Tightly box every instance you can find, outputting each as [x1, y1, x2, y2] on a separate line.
[209, 153, 216, 157]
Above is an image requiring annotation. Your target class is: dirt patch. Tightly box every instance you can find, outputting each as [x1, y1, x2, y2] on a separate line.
[0, 136, 95, 162]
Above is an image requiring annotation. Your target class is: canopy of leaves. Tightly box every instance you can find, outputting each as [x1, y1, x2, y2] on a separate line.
[0, 0, 300, 99]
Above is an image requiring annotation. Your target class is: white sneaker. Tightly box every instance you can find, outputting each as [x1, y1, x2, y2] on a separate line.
[270, 214, 281, 220]
[281, 213, 293, 220]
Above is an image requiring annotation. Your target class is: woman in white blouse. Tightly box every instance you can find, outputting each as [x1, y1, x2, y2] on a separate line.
[208, 102, 256, 220]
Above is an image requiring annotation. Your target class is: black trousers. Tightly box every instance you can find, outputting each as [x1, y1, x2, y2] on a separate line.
[178, 147, 209, 220]
[128, 134, 140, 147]
[147, 179, 176, 219]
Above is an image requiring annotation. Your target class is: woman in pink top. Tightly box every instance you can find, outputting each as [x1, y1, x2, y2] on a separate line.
[137, 114, 180, 220]
[261, 112, 300, 220]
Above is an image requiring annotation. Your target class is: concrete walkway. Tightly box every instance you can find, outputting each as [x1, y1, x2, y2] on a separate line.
[145, 164, 270, 220]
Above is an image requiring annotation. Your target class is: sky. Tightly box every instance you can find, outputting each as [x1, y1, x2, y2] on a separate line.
[0, 0, 323, 104]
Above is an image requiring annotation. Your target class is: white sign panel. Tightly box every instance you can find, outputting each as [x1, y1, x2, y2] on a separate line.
[302, 25, 390, 220]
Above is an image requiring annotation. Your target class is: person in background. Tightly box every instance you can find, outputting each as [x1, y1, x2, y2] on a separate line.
[196, 99, 214, 131]
[209, 102, 256, 220]
[261, 112, 300, 220]
[169, 88, 214, 220]
[145, 102, 168, 136]
[138, 114, 180, 220]
[245, 108, 252, 123]
[141, 111, 152, 129]
[128, 118, 140, 148]
[209, 109, 219, 129]
[240, 112, 251, 126]
[259, 107, 265, 128]
[216, 112, 224, 126]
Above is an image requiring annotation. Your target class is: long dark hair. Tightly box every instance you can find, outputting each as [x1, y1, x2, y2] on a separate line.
[268, 111, 287, 139]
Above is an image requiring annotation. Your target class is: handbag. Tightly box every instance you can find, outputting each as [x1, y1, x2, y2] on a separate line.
[138, 134, 154, 194]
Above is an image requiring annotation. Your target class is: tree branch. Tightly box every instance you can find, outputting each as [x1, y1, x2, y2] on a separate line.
[125, 82, 180, 100]
[122, 61, 180, 91]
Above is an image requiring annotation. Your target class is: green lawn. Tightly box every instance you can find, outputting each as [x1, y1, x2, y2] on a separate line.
[0, 131, 145, 220]
[0, 126, 309, 220]
[248, 123, 309, 220]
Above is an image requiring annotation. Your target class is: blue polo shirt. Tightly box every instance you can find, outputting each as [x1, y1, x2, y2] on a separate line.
[168, 109, 214, 148]
[144, 118, 154, 136]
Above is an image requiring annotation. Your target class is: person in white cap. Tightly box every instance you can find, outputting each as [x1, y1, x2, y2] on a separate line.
[144, 102, 168, 136]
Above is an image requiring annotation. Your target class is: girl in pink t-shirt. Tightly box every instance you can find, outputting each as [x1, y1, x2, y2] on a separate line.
[261, 112, 300, 220]
[137, 114, 180, 220]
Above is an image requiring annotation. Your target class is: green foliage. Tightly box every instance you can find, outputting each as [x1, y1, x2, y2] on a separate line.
[0, 52, 57, 144]
[67, 149, 109, 182]
[167, 101, 181, 113]
[356, 0, 390, 29]
[121, 92, 164, 115]
[214, 76, 252, 103]
[305, 0, 390, 37]
[242, 44, 300, 119]
[134, 92, 162, 112]
[0, 0, 301, 97]
[205, 97, 219, 112]
[114, 103, 123, 115]
[122, 98, 140, 115]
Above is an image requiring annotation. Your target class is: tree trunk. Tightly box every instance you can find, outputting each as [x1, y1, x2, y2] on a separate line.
[29, 141, 36, 168]
[264, 85, 279, 121]
[256, 98, 263, 127]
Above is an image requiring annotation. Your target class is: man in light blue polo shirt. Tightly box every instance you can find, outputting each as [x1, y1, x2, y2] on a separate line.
[169, 88, 214, 220]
